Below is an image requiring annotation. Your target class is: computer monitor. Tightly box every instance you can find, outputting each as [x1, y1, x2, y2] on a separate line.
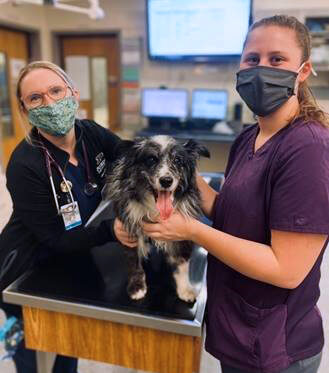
[146, 0, 253, 61]
[141, 88, 188, 119]
[191, 89, 228, 121]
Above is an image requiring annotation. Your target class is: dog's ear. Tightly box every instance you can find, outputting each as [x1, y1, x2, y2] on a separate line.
[113, 139, 135, 158]
[183, 139, 210, 159]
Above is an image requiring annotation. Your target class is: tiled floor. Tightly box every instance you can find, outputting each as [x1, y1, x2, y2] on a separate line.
[0, 168, 328, 373]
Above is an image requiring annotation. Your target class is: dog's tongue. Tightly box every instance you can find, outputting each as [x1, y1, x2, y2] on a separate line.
[156, 191, 173, 220]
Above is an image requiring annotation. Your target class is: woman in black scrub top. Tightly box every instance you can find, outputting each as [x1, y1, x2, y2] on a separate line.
[0, 61, 137, 373]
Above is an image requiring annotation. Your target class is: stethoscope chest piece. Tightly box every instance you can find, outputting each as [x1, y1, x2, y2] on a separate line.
[84, 181, 98, 196]
[60, 180, 73, 193]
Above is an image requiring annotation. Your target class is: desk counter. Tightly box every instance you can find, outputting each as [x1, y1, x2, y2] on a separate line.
[135, 129, 236, 143]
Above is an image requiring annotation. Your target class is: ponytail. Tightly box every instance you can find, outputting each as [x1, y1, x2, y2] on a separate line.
[297, 81, 329, 128]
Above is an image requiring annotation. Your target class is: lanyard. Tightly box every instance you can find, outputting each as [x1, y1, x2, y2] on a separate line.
[42, 145, 74, 214]
[41, 139, 97, 214]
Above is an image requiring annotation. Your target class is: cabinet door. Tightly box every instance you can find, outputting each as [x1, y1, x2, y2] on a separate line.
[61, 35, 121, 131]
[0, 28, 29, 169]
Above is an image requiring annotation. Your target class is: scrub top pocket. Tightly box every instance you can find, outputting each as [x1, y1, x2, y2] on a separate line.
[209, 285, 290, 371]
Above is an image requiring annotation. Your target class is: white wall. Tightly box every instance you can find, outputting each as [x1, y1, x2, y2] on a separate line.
[43, 0, 244, 122]
[0, 2, 44, 27]
[1, 0, 329, 124]
[44, 0, 329, 123]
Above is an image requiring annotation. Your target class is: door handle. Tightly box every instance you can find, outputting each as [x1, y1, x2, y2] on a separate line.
[108, 75, 118, 85]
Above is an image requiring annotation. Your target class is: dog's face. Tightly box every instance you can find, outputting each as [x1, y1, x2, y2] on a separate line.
[113, 135, 210, 219]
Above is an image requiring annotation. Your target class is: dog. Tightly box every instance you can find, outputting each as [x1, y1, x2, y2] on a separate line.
[106, 135, 210, 302]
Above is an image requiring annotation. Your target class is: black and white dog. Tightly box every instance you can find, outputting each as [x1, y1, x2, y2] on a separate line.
[106, 135, 210, 302]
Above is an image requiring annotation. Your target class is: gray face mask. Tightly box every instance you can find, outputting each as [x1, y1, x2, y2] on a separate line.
[28, 96, 78, 136]
[236, 65, 304, 117]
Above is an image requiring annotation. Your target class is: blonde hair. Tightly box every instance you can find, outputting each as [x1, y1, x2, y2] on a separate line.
[244, 15, 329, 128]
[16, 60, 77, 143]
[16, 60, 76, 109]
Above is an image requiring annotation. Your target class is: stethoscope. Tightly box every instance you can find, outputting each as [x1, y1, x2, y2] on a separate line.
[40, 139, 98, 214]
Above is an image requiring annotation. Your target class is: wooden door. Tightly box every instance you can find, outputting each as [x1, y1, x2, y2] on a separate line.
[61, 35, 121, 131]
[0, 28, 29, 168]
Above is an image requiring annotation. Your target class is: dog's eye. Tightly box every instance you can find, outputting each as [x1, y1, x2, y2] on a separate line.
[145, 156, 158, 167]
[174, 156, 182, 166]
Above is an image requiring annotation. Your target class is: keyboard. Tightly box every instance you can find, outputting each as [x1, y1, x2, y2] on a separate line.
[136, 128, 236, 142]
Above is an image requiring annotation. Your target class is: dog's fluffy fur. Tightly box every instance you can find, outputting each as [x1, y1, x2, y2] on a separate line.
[106, 135, 210, 302]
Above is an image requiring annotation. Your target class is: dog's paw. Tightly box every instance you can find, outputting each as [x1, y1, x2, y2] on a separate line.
[177, 285, 198, 303]
[130, 287, 147, 300]
[173, 260, 198, 303]
[127, 273, 147, 300]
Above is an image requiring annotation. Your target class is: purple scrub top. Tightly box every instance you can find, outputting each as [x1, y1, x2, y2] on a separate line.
[205, 119, 329, 373]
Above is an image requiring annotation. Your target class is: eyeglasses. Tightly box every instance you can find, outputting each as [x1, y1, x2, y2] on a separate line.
[22, 85, 69, 110]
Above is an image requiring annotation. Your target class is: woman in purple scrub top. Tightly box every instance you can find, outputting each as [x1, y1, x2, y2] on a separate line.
[143, 15, 329, 373]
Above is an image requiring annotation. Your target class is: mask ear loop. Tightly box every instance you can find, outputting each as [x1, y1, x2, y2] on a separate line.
[297, 62, 317, 76]
[294, 62, 317, 94]
[311, 67, 317, 76]
[297, 62, 306, 74]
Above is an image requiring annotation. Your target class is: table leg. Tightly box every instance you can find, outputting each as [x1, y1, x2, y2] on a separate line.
[36, 350, 55, 373]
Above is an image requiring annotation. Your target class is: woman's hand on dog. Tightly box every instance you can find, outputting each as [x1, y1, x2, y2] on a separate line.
[142, 212, 194, 242]
[114, 218, 138, 248]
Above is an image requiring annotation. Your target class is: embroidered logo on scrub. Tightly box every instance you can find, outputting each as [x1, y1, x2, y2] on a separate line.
[95, 152, 106, 177]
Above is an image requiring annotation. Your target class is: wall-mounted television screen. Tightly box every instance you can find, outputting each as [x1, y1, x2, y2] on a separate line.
[146, 0, 253, 62]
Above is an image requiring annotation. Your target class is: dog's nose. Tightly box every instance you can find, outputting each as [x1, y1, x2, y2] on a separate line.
[159, 176, 173, 188]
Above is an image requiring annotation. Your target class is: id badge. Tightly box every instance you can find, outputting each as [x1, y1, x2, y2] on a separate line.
[60, 201, 82, 230]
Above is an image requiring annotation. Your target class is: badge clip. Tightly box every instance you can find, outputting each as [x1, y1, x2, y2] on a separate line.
[60, 180, 72, 193]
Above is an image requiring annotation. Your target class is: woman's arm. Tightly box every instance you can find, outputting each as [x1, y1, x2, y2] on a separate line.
[6, 159, 124, 254]
[191, 221, 326, 289]
[196, 174, 218, 218]
[142, 213, 327, 289]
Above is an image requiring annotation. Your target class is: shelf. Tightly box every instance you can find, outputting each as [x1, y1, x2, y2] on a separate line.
[312, 65, 329, 72]
[311, 31, 329, 38]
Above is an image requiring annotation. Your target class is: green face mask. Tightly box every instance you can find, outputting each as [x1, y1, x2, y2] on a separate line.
[28, 97, 79, 136]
